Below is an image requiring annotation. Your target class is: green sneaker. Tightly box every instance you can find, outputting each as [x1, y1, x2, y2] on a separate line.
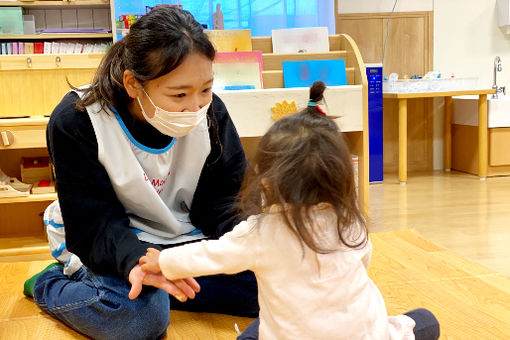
[23, 262, 63, 298]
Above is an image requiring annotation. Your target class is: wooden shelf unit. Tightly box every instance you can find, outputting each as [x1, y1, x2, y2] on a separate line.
[0, 33, 369, 258]
[241, 34, 369, 210]
[0, 193, 57, 204]
[0, 1, 109, 7]
[0, 53, 105, 70]
[0, 33, 112, 40]
[0, 0, 114, 60]
[0, 116, 54, 248]
[0, 0, 113, 258]
[0, 54, 104, 116]
[0, 234, 51, 261]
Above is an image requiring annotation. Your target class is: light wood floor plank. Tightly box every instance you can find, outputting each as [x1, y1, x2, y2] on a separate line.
[379, 278, 510, 340]
[2, 171, 510, 338]
[3, 228, 510, 339]
[370, 171, 510, 277]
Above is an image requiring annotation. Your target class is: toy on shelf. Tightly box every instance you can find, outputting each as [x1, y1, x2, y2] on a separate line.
[19, 157, 55, 194]
[0, 169, 31, 198]
[213, 4, 224, 30]
[383, 72, 478, 93]
[21, 157, 52, 184]
[31, 179, 55, 195]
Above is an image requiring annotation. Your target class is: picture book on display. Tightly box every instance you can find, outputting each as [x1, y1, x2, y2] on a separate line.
[205, 29, 252, 52]
[212, 51, 263, 91]
[271, 27, 329, 54]
[282, 59, 347, 88]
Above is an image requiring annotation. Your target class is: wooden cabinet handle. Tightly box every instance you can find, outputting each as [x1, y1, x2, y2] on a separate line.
[0, 130, 15, 147]
[56, 56, 61, 67]
[26, 57, 32, 68]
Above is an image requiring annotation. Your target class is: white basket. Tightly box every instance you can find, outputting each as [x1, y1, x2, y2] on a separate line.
[383, 78, 479, 93]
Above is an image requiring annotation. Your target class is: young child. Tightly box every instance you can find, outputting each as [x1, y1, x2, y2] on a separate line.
[139, 81, 440, 340]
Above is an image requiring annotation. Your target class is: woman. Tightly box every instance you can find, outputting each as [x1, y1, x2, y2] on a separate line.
[28, 7, 258, 340]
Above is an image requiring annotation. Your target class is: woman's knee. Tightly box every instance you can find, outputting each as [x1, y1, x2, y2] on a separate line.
[33, 267, 170, 340]
[92, 287, 170, 340]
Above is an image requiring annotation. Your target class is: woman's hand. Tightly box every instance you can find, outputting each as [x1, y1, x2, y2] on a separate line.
[128, 262, 200, 301]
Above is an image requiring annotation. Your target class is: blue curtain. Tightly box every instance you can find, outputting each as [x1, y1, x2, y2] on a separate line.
[115, 0, 335, 36]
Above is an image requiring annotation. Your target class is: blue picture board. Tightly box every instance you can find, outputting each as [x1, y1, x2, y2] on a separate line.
[282, 59, 347, 88]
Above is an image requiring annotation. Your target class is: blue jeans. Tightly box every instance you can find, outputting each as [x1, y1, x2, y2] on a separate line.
[404, 308, 440, 340]
[33, 265, 258, 340]
[237, 309, 440, 340]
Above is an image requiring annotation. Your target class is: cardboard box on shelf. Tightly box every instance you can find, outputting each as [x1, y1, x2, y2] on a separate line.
[20, 157, 53, 185]
[31, 179, 56, 195]
[0, 7, 24, 35]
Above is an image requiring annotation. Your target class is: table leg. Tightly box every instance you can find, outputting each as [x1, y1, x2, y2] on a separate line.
[478, 94, 488, 180]
[399, 98, 408, 184]
[444, 96, 452, 172]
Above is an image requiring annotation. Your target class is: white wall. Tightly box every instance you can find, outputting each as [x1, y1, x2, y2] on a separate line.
[338, 0, 433, 14]
[338, 1, 510, 169]
[434, 0, 510, 91]
[433, 0, 510, 169]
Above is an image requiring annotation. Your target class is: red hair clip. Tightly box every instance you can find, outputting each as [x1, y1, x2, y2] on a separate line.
[316, 105, 327, 116]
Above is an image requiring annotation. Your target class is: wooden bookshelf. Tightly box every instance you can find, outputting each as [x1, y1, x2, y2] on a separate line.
[0, 34, 368, 256]
[0, 234, 50, 259]
[226, 34, 369, 211]
[0, 33, 112, 40]
[0, 0, 112, 248]
[0, 0, 109, 7]
[0, 193, 57, 204]
[0, 57, 102, 116]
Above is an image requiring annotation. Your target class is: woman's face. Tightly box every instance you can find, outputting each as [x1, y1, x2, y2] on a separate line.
[127, 52, 214, 120]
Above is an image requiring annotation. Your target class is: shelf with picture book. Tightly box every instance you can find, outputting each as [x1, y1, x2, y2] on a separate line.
[0, 1, 110, 112]
[0, 27, 368, 258]
[0, 0, 113, 55]
[0, 32, 112, 40]
[207, 27, 368, 210]
[0, 1, 110, 8]
[0, 38, 110, 56]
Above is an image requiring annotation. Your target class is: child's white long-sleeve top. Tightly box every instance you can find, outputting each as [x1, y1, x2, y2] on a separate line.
[159, 206, 416, 340]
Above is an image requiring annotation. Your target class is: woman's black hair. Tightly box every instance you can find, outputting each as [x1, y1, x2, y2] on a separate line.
[74, 6, 221, 157]
[76, 6, 215, 112]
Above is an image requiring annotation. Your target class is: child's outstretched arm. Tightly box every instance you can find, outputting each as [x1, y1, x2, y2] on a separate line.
[140, 248, 161, 273]
[155, 219, 258, 281]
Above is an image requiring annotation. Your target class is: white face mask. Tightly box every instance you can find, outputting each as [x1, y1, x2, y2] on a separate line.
[137, 88, 211, 137]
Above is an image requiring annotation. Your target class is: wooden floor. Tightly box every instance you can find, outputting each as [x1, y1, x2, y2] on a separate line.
[370, 171, 510, 277]
[370, 230, 510, 339]
[2, 171, 510, 339]
[2, 228, 510, 339]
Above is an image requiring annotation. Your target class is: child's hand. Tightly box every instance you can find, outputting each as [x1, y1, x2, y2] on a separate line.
[140, 248, 161, 273]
